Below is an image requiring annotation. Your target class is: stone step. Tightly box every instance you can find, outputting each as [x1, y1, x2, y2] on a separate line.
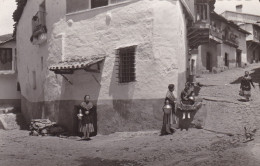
[0, 107, 16, 114]
[0, 113, 27, 130]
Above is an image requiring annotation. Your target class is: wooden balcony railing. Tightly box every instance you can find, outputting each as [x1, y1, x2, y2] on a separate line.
[209, 26, 222, 39]
[223, 33, 239, 47]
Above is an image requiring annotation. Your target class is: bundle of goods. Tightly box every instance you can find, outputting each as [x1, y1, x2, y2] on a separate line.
[29, 119, 66, 136]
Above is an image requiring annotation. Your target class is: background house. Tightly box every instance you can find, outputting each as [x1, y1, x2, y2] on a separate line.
[188, 2, 248, 75]
[221, 5, 260, 64]
[0, 34, 21, 111]
[16, 0, 195, 134]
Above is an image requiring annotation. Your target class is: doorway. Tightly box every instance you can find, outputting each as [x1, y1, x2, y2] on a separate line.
[236, 50, 242, 67]
[206, 52, 211, 71]
[224, 53, 229, 67]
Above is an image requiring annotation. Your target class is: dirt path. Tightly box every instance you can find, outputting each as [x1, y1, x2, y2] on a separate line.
[1, 64, 260, 166]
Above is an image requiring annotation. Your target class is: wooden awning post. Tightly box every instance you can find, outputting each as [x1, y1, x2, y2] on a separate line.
[60, 74, 73, 85]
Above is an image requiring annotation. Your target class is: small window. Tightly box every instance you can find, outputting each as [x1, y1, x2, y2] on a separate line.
[17, 82, 21, 91]
[66, 0, 130, 13]
[32, 71, 37, 90]
[0, 48, 13, 71]
[66, 0, 90, 13]
[41, 57, 43, 70]
[110, 0, 128, 4]
[117, 46, 136, 83]
[91, 0, 108, 9]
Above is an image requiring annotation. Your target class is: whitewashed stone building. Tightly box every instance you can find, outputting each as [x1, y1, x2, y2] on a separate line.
[16, 0, 196, 134]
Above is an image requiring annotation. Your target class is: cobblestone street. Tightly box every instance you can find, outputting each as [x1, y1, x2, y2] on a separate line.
[1, 64, 260, 166]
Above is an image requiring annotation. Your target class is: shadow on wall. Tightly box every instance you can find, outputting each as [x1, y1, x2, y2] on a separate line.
[53, 63, 104, 134]
[15, 113, 28, 130]
[21, 96, 44, 123]
[109, 57, 136, 119]
[76, 156, 142, 166]
[230, 67, 260, 85]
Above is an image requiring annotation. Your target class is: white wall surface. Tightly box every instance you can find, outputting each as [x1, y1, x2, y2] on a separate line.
[45, 0, 188, 102]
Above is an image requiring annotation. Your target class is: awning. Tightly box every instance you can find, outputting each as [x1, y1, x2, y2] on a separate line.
[49, 56, 105, 74]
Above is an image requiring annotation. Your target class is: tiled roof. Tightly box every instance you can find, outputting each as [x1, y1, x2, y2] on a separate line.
[211, 12, 251, 35]
[0, 34, 14, 44]
[49, 55, 105, 71]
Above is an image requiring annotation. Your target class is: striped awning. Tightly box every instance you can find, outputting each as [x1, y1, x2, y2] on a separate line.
[49, 56, 105, 72]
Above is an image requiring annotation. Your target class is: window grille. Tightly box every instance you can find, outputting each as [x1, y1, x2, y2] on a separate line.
[117, 46, 136, 83]
[0, 48, 12, 71]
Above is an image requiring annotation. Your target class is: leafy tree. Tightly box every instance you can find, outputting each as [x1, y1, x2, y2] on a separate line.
[12, 0, 27, 37]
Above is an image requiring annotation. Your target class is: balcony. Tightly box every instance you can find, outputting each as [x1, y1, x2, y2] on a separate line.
[30, 11, 47, 45]
[188, 27, 209, 49]
[209, 25, 222, 43]
[252, 30, 260, 43]
[188, 25, 224, 49]
[223, 32, 239, 48]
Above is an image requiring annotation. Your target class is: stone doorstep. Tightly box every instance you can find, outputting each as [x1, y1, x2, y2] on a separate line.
[0, 107, 15, 114]
[0, 113, 23, 130]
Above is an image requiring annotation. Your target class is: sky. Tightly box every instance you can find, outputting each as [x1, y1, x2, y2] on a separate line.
[0, 0, 16, 36]
[214, 0, 260, 16]
[0, 0, 260, 36]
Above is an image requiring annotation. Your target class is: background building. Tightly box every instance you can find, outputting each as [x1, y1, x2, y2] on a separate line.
[188, 1, 248, 75]
[0, 34, 21, 111]
[222, 5, 260, 64]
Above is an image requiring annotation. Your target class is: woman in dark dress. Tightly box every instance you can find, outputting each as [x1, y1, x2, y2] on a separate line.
[161, 84, 176, 135]
[240, 71, 255, 101]
[78, 95, 95, 140]
[180, 82, 195, 119]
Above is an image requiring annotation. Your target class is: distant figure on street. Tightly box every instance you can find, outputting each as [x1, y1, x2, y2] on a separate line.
[161, 84, 176, 135]
[240, 71, 255, 101]
[78, 95, 95, 140]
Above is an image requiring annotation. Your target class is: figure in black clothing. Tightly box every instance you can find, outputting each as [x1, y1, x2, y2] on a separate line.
[180, 82, 195, 119]
[77, 95, 95, 140]
[161, 84, 176, 135]
[240, 71, 255, 101]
